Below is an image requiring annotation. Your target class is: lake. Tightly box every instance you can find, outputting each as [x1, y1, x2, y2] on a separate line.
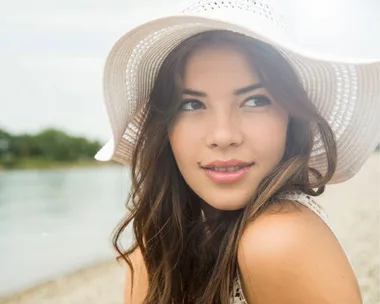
[0, 165, 132, 296]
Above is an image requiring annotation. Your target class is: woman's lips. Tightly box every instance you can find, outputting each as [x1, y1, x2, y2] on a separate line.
[202, 164, 253, 183]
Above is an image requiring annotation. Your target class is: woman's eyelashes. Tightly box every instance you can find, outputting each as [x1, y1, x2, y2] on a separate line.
[241, 95, 271, 107]
[179, 99, 205, 111]
[179, 95, 271, 111]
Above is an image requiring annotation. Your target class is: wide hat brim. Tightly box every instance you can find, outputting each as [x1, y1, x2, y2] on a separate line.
[95, 12, 380, 184]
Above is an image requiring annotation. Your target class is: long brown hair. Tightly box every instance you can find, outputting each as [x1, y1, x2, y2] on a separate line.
[112, 30, 337, 304]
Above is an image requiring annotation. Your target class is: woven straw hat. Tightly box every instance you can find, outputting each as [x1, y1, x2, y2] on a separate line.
[95, 0, 380, 184]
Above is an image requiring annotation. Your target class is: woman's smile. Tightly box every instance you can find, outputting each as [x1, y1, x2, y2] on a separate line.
[202, 164, 253, 183]
[200, 159, 254, 183]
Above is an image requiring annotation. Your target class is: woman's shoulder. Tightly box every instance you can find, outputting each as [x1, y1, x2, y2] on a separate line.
[236, 194, 362, 303]
[237, 191, 336, 265]
[238, 194, 332, 259]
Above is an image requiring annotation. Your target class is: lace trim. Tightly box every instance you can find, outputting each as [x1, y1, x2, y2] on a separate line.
[231, 268, 248, 303]
[230, 191, 329, 303]
[276, 190, 329, 224]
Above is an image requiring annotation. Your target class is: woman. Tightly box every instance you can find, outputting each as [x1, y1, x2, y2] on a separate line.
[95, 1, 379, 303]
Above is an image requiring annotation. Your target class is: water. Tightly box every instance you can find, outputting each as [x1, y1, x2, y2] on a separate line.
[0, 165, 132, 297]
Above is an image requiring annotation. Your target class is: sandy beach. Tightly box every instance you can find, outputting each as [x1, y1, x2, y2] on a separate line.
[1, 153, 379, 304]
[0, 260, 125, 304]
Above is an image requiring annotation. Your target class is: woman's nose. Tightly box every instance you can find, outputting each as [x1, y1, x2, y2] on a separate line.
[205, 112, 244, 149]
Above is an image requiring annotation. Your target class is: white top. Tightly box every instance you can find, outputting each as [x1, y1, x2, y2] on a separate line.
[230, 190, 330, 303]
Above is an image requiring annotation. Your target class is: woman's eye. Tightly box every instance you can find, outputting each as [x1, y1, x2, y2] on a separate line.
[242, 95, 271, 107]
[180, 99, 205, 111]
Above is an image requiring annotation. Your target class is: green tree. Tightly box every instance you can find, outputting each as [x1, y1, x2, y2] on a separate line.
[0, 127, 102, 168]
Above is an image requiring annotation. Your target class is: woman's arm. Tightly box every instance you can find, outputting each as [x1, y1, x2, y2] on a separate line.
[124, 247, 149, 304]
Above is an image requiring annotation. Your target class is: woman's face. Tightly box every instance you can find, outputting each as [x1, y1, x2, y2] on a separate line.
[168, 45, 289, 210]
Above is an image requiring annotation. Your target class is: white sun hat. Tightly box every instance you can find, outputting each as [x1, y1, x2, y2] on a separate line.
[95, 0, 380, 184]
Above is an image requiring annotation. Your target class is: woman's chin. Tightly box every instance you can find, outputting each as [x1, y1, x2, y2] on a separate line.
[203, 196, 251, 211]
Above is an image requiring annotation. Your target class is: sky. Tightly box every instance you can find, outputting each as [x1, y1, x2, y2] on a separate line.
[1, 0, 379, 143]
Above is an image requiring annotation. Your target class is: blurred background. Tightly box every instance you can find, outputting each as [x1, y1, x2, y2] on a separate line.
[0, 0, 379, 303]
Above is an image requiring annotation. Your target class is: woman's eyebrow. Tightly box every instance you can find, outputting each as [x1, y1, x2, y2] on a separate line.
[182, 82, 263, 97]
[233, 83, 263, 95]
[182, 88, 207, 97]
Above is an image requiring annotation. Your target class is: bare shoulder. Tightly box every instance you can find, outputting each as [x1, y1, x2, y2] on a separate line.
[124, 247, 148, 304]
[237, 200, 362, 304]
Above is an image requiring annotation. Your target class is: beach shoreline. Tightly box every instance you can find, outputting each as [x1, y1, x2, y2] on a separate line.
[0, 160, 120, 172]
[0, 259, 125, 304]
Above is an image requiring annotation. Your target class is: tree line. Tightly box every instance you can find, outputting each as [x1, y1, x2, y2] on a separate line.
[0, 128, 102, 169]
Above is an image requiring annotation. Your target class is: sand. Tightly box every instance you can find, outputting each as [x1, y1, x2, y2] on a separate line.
[1, 154, 379, 304]
[316, 153, 380, 304]
[0, 260, 125, 304]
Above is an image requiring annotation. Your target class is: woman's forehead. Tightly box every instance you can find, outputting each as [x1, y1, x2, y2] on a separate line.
[182, 46, 261, 90]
